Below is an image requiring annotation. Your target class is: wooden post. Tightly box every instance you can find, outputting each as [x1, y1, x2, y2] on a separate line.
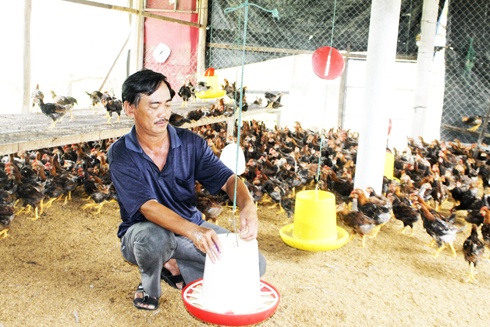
[473, 103, 490, 158]
[129, 0, 144, 74]
[136, 0, 144, 71]
[21, 0, 32, 114]
[337, 43, 350, 129]
[196, 0, 209, 79]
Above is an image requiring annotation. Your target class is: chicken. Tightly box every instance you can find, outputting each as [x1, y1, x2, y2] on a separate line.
[264, 91, 283, 108]
[82, 183, 114, 215]
[169, 113, 191, 127]
[324, 166, 353, 203]
[462, 116, 482, 132]
[32, 97, 67, 129]
[480, 206, 490, 246]
[431, 176, 449, 211]
[50, 90, 78, 121]
[414, 200, 465, 258]
[32, 160, 63, 209]
[336, 203, 376, 248]
[104, 96, 123, 124]
[388, 194, 420, 236]
[195, 183, 223, 224]
[351, 188, 392, 236]
[31, 84, 44, 111]
[222, 79, 235, 103]
[0, 189, 15, 239]
[86, 90, 103, 111]
[186, 109, 205, 122]
[178, 81, 193, 107]
[44, 161, 79, 205]
[279, 195, 295, 223]
[195, 81, 211, 94]
[462, 224, 485, 283]
[6, 162, 45, 220]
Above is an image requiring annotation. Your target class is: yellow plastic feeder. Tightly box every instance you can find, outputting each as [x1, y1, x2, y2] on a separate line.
[279, 190, 349, 251]
[196, 68, 226, 99]
[384, 152, 394, 179]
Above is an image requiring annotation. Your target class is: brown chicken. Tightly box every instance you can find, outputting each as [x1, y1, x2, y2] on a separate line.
[462, 224, 485, 283]
[336, 203, 376, 248]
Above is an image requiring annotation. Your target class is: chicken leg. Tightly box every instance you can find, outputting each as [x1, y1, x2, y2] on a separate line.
[467, 124, 481, 132]
[27, 206, 40, 221]
[433, 244, 446, 258]
[0, 229, 9, 239]
[465, 262, 478, 283]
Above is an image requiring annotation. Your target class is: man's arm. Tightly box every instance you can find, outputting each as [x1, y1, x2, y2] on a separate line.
[221, 174, 258, 241]
[139, 200, 222, 263]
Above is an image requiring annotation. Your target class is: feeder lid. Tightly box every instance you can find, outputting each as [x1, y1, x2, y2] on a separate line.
[205, 67, 215, 76]
[311, 46, 345, 80]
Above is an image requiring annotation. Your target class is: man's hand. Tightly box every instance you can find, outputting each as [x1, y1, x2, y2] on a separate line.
[191, 226, 223, 263]
[238, 203, 258, 241]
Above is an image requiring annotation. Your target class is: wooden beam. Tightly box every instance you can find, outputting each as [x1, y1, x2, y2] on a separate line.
[61, 0, 201, 28]
[442, 124, 490, 138]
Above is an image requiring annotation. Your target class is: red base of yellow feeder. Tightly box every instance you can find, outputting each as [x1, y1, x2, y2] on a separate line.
[279, 224, 349, 251]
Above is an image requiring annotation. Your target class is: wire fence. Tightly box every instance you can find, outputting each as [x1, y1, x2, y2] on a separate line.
[206, 0, 430, 70]
[144, 45, 199, 94]
[439, 0, 490, 144]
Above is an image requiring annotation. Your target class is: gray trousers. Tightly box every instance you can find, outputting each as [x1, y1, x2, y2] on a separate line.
[120, 220, 267, 298]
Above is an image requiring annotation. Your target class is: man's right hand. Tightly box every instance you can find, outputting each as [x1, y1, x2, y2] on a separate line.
[191, 226, 223, 263]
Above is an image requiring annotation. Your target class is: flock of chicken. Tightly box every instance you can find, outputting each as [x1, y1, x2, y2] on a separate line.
[30, 85, 123, 128]
[6, 85, 490, 283]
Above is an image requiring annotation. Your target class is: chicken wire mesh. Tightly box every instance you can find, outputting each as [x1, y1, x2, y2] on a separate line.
[439, 0, 490, 144]
[205, 0, 431, 70]
[144, 46, 199, 94]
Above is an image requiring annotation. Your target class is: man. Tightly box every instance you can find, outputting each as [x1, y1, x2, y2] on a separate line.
[108, 69, 266, 311]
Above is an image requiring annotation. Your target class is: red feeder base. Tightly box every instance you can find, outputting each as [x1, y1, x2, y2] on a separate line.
[181, 279, 280, 326]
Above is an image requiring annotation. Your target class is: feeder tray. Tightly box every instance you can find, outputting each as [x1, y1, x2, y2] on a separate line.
[196, 67, 227, 99]
[280, 224, 349, 251]
[182, 279, 280, 326]
[196, 90, 226, 99]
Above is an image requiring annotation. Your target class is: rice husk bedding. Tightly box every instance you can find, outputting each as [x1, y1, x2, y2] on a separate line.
[1, 187, 490, 326]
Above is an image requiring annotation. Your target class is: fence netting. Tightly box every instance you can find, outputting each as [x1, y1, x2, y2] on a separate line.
[206, 0, 433, 70]
[439, 0, 490, 144]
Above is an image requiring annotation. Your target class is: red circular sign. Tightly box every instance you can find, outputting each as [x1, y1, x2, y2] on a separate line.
[311, 47, 345, 80]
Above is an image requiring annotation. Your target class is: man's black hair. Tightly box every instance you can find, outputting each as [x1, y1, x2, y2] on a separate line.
[122, 69, 176, 107]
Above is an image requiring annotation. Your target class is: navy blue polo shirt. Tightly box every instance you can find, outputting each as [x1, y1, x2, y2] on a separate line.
[108, 125, 234, 238]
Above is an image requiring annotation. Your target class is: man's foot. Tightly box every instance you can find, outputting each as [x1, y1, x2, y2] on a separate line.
[163, 259, 185, 290]
[134, 283, 159, 310]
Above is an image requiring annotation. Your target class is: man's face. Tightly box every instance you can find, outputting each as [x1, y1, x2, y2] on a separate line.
[125, 82, 172, 137]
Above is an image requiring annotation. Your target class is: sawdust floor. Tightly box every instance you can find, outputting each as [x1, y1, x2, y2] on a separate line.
[1, 188, 489, 327]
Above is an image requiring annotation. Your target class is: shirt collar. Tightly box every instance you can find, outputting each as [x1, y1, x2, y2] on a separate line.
[125, 124, 182, 153]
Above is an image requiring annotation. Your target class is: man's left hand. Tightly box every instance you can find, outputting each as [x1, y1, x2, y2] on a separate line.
[238, 203, 258, 241]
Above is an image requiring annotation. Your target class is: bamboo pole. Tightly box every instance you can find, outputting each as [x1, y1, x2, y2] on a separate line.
[21, 0, 32, 114]
[136, 0, 143, 71]
[337, 43, 350, 129]
[196, 0, 209, 79]
[99, 32, 132, 92]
